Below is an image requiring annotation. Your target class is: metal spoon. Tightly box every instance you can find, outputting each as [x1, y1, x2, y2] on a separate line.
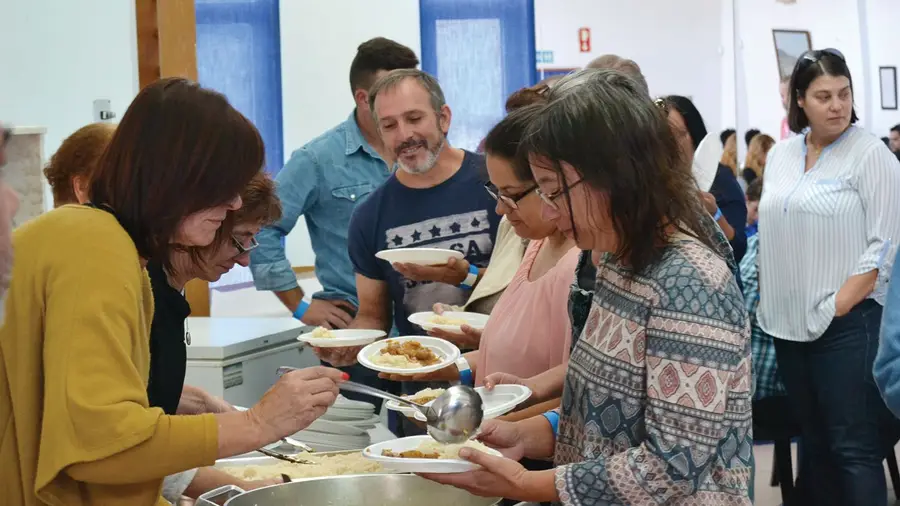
[339, 380, 483, 445]
[275, 367, 483, 444]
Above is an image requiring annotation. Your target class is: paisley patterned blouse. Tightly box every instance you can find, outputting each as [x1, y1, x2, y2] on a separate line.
[554, 219, 753, 505]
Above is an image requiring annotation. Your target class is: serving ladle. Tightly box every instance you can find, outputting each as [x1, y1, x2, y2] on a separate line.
[277, 367, 483, 444]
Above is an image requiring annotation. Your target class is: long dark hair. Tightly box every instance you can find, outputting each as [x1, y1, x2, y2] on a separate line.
[483, 105, 541, 182]
[665, 95, 708, 150]
[521, 69, 716, 274]
[90, 78, 264, 262]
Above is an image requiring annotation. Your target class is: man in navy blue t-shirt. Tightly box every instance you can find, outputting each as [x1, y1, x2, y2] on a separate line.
[313, 69, 499, 432]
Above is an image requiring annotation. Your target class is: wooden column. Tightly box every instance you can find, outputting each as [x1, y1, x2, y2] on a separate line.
[136, 0, 198, 88]
[136, 0, 209, 316]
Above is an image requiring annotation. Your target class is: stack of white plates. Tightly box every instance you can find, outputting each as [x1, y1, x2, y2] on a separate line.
[290, 395, 380, 451]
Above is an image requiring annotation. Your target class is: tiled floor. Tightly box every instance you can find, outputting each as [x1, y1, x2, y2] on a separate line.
[752, 442, 900, 505]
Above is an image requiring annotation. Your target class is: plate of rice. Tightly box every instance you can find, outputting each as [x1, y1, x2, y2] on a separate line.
[408, 311, 489, 334]
[357, 337, 459, 375]
[363, 435, 502, 473]
[297, 327, 386, 348]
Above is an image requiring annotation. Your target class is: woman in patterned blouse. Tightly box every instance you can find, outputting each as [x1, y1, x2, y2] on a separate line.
[422, 68, 753, 505]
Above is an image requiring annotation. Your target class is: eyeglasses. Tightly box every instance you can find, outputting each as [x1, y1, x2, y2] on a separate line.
[231, 234, 259, 255]
[483, 181, 537, 210]
[536, 179, 584, 210]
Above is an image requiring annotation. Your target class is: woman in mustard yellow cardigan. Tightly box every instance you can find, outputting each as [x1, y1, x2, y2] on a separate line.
[0, 78, 346, 506]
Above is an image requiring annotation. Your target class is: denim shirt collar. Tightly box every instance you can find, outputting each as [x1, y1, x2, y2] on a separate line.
[343, 110, 380, 159]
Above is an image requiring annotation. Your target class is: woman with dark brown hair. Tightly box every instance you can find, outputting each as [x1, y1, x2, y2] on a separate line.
[0, 78, 346, 506]
[423, 68, 752, 505]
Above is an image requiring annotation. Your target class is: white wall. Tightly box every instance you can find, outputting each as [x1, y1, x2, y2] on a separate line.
[864, 0, 900, 137]
[278, 0, 421, 268]
[0, 0, 139, 209]
[734, 0, 867, 142]
[534, 0, 727, 135]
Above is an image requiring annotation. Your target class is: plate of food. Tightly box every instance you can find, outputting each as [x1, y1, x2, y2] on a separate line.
[297, 327, 386, 348]
[408, 311, 489, 333]
[384, 387, 446, 416]
[362, 435, 502, 474]
[357, 337, 459, 375]
[411, 384, 532, 421]
[375, 248, 464, 266]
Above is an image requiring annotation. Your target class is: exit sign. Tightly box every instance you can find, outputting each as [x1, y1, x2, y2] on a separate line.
[536, 50, 554, 64]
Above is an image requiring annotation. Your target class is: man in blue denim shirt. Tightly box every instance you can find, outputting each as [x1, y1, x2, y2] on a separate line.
[250, 38, 418, 328]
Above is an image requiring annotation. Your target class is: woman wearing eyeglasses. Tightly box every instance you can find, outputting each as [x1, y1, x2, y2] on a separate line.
[380, 106, 580, 409]
[421, 68, 751, 505]
[758, 48, 900, 506]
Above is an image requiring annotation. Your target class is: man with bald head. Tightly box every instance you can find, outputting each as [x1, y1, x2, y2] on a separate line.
[586, 54, 649, 97]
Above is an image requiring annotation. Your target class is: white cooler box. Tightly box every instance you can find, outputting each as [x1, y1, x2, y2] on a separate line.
[184, 317, 319, 408]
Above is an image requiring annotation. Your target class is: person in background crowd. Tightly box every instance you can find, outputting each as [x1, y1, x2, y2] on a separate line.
[0, 124, 19, 326]
[876, 252, 900, 418]
[742, 132, 775, 187]
[313, 69, 500, 435]
[666, 95, 747, 265]
[745, 178, 762, 238]
[720, 128, 738, 175]
[745, 128, 761, 148]
[759, 48, 900, 506]
[721, 128, 736, 147]
[889, 124, 900, 160]
[740, 179, 785, 402]
[585, 53, 649, 96]
[423, 68, 752, 505]
[0, 79, 347, 506]
[250, 37, 418, 407]
[779, 75, 793, 140]
[46, 165, 287, 500]
[42, 123, 116, 206]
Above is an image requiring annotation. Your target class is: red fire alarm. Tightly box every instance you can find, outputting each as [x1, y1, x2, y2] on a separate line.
[578, 27, 591, 53]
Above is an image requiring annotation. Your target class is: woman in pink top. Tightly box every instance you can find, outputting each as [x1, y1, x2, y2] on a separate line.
[382, 105, 579, 401]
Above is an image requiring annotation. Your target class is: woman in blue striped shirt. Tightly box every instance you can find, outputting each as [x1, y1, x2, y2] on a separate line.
[758, 48, 900, 506]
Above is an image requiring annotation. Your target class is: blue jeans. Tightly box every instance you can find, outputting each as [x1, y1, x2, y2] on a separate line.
[774, 300, 891, 506]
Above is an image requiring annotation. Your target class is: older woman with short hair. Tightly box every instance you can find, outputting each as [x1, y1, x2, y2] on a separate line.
[43, 122, 116, 206]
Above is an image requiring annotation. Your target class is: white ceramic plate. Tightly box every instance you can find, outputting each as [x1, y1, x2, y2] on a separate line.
[408, 311, 489, 334]
[693, 132, 723, 192]
[412, 384, 532, 421]
[357, 336, 460, 375]
[375, 248, 464, 266]
[362, 435, 502, 474]
[297, 328, 386, 348]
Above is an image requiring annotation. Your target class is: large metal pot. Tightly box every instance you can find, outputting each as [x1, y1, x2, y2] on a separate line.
[197, 474, 500, 506]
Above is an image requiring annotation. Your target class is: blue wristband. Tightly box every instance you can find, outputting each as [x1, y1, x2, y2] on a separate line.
[459, 367, 474, 387]
[542, 411, 560, 436]
[712, 208, 723, 221]
[460, 264, 479, 290]
[293, 300, 310, 321]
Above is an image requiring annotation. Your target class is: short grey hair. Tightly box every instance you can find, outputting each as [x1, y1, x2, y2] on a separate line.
[585, 54, 650, 98]
[368, 69, 447, 124]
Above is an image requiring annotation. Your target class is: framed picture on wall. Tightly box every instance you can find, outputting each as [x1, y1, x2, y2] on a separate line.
[880, 66, 898, 110]
[772, 29, 812, 80]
